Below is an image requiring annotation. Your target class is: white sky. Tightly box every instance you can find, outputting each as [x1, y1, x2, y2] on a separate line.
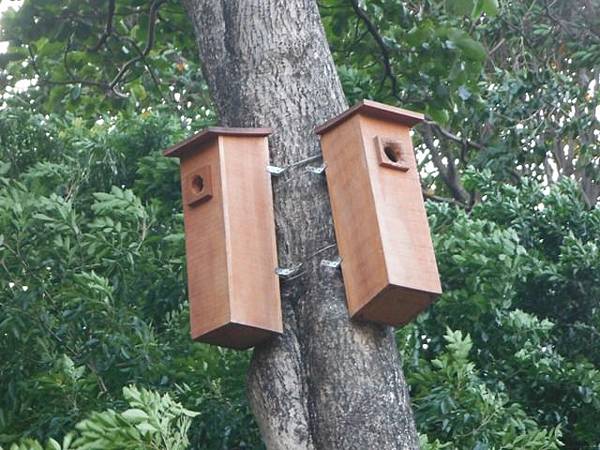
[0, 0, 22, 15]
[0, 0, 23, 53]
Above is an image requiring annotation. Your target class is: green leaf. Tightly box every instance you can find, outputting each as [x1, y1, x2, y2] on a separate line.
[130, 84, 147, 102]
[135, 422, 158, 434]
[46, 438, 61, 450]
[121, 409, 149, 423]
[61, 434, 73, 450]
[70, 85, 81, 101]
[428, 107, 450, 125]
[445, 0, 475, 16]
[448, 29, 487, 61]
[481, 0, 499, 16]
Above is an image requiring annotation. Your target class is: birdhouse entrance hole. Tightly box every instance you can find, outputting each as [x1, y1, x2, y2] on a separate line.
[184, 165, 213, 207]
[191, 175, 204, 194]
[375, 136, 410, 172]
[383, 143, 400, 163]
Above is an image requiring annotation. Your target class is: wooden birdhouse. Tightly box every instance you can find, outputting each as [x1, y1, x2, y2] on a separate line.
[316, 100, 442, 327]
[164, 127, 282, 349]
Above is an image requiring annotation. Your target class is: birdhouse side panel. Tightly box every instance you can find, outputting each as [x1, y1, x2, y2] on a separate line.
[320, 115, 389, 316]
[220, 136, 282, 333]
[359, 115, 441, 296]
[180, 144, 231, 339]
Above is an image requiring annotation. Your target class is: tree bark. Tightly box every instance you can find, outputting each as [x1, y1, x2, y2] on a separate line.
[181, 1, 420, 448]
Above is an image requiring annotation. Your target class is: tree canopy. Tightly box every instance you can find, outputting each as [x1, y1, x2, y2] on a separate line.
[0, 0, 599, 449]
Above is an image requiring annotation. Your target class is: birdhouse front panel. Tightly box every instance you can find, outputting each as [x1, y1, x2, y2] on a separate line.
[165, 128, 282, 349]
[360, 115, 441, 298]
[317, 114, 390, 319]
[317, 100, 442, 327]
[179, 139, 230, 340]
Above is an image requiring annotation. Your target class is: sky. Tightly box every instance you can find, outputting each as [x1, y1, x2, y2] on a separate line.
[0, 0, 23, 53]
[0, 0, 21, 15]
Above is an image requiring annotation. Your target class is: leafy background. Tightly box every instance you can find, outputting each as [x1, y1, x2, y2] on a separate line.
[0, 0, 599, 449]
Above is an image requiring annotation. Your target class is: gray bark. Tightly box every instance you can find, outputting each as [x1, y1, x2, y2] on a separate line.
[181, 1, 420, 448]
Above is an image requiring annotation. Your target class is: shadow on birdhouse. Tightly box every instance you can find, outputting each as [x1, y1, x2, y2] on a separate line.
[164, 127, 282, 349]
[316, 100, 442, 327]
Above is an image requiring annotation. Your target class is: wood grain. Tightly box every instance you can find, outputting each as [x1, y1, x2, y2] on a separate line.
[318, 101, 441, 326]
[167, 129, 281, 349]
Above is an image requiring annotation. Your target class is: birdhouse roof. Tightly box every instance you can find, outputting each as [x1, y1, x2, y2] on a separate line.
[164, 127, 272, 158]
[315, 100, 424, 135]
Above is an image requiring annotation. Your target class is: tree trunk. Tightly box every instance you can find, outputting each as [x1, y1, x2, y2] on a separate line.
[181, 1, 420, 448]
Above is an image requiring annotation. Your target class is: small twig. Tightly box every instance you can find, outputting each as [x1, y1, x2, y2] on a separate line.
[122, 36, 171, 104]
[63, 34, 78, 81]
[488, 37, 505, 56]
[422, 189, 466, 207]
[27, 1, 164, 100]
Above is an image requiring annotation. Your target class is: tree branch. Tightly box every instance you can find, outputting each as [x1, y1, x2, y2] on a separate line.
[28, 45, 107, 89]
[422, 189, 467, 207]
[421, 122, 471, 204]
[349, 0, 400, 97]
[348, 1, 487, 157]
[108, 0, 165, 92]
[26, 1, 164, 100]
[121, 36, 173, 104]
[88, 0, 116, 52]
[424, 119, 484, 151]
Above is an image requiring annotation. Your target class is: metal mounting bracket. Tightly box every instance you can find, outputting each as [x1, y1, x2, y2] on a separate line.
[320, 256, 342, 269]
[306, 163, 327, 175]
[275, 264, 303, 278]
[266, 165, 286, 176]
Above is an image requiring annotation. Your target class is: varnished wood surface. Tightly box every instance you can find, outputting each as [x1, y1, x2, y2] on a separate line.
[315, 99, 424, 136]
[170, 130, 281, 349]
[180, 139, 230, 339]
[360, 115, 441, 298]
[220, 135, 282, 336]
[164, 127, 272, 158]
[320, 114, 389, 319]
[318, 105, 441, 327]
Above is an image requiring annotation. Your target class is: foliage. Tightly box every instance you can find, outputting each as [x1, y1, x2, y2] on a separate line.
[321, 0, 599, 206]
[399, 172, 600, 448]
[0, 108, 261, 449]
[412, 329, 562, 449]
[0, 0, 208, 116]
[2, 102, 598, 448]
[1, 0, 597, 202]
[0, 0, 599, 449]
[3, 385, 198, 450]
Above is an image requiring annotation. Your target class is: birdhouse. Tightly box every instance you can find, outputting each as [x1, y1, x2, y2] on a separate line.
[164, 127, 282, 349]
[316, 100, 442, 327]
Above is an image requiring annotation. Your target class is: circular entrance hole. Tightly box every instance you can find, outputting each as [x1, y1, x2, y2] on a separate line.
[191, 175, 204, 194]
[384, 144, 399, 163]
